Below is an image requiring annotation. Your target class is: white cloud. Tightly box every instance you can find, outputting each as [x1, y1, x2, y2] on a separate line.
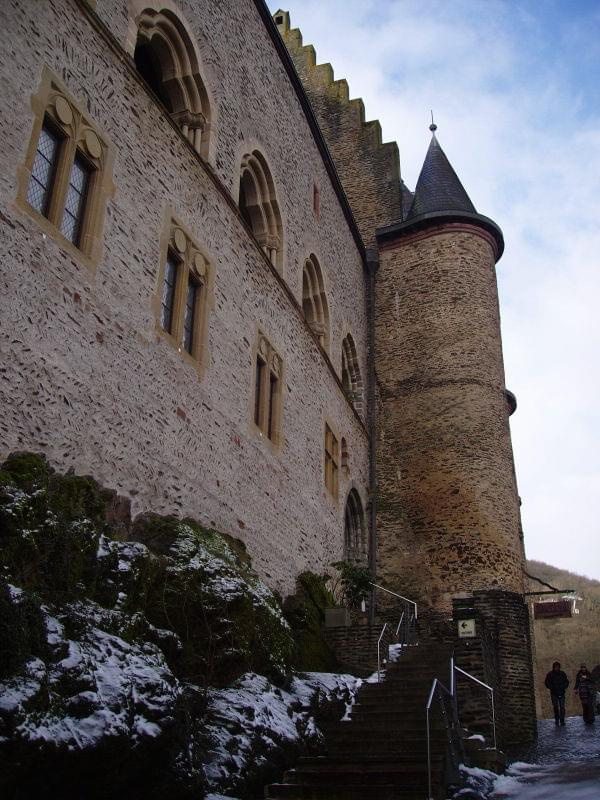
[274, 0, 600, 579]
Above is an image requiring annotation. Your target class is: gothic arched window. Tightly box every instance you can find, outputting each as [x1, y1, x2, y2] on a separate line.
[342, 333, 363, 413]
[302, 254, 330, 352]
[239, 150, 283, 273]
[344, 489, 366, 564]
[134, 8, 212, 158]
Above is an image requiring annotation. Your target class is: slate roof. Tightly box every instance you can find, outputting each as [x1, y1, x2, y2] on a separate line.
[406, 132, 476, 219]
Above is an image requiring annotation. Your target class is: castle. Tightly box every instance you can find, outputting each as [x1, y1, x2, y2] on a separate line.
[0, 0, 535, 739]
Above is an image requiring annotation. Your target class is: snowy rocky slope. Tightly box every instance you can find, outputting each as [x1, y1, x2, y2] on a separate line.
[0, 452, 359, 799]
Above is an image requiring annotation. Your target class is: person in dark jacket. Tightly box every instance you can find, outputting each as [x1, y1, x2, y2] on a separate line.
[545, 661, 569, 725]
[574, 664, 595, 723]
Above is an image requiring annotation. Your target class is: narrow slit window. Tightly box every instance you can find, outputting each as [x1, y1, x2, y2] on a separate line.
[61, 153, 91, 245]
[27, 122, 61, 217]
[160, 252, 179, 334]
[182, 276, 199, 354]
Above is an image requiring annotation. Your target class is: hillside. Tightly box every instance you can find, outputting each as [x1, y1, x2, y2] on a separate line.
[526, 560, 600, 719]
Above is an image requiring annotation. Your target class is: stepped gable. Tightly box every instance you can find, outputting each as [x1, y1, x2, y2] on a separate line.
[274, 10, 403, 249]
[407, 128, 476, 219]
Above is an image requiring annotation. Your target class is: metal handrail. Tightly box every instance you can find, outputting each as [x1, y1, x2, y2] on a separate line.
[454, 665, 497, 749]
[370, 582, 418, 619]
[425, 678, 454, 800]
[377, 622, 389, 682]
[395, 611, 405, 638]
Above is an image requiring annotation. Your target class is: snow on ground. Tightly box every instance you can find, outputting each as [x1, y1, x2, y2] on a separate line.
[490, 717, 600, 799]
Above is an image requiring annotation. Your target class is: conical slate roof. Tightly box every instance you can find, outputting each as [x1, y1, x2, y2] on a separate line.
[407, 130, 476, 220]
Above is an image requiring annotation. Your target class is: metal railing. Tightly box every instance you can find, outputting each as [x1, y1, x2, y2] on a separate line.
[377, 622, 389, 682]
[425, 657, 497, 798]
[425, 678, 461, 800]
[372, 583, 419, 681]
[370, 581, 418, 620]
[453, 665, 497, 750]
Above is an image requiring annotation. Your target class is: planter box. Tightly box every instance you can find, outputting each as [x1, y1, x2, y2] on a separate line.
[324, 607, 351, 628]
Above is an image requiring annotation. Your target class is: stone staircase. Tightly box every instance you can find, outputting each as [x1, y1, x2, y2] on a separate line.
[265, 642, 455, 800]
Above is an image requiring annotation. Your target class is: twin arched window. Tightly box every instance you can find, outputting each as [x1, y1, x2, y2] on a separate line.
[342, 333, 364, 414]
[239, 150, 283, 273]
[134, 8, 211, 159]
[302, 254, 330, 352]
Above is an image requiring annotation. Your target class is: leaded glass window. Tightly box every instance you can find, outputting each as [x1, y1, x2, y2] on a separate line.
[254, 356, 265, 427]
[61, 154, 91, 245]
[182, 277, 199, 354]
[27, 122, 60, 216]
[325, 424, 339, 498]
[160, 253, 179, 333]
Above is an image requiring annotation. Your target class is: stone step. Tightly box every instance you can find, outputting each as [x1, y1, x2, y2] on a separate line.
[324, 737, 446, 756]
[292, 755, 443, 771]
[265, 783, 432, 800]
[283, 760, 443, 784]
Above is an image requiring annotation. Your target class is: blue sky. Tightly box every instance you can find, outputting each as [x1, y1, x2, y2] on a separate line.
[269, 1, 600, 580]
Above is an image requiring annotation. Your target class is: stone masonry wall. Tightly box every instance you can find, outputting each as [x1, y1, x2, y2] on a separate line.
[0, 0, 370, 595]
[325, 624, 392, 675]
[277, 12, 403, 251]
[375, 226, 525, 610]
[454, 592, 537, 745]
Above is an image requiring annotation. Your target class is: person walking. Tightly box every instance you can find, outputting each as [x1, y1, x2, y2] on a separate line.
[545, 661, 569, 726]
[574, 663, 595, 724]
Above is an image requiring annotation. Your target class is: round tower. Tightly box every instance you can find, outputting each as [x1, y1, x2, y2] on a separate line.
[374, 126, 525, 612]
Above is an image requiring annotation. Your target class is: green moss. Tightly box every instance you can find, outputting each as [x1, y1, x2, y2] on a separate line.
[0, 452, 52, 492]
[0, 453, 296, 688]
[0, 454, 103, 600]
[0, 583, 47, 679]
[283, 572, 339, 672]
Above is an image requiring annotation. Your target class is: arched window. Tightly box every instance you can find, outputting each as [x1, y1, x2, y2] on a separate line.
[344, 489, 366, 564]
[239, 150, 283, 273]
[134, 8, 211, 158]
[342, 333, 363, 413]
[302, 254, 330, 352]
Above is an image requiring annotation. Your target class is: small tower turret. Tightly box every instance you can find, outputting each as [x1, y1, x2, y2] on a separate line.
[374, 125, 536, 743]
[374, 125, 523, 609]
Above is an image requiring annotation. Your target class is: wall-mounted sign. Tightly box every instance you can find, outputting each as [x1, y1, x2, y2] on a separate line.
[458, 618, 476, 638]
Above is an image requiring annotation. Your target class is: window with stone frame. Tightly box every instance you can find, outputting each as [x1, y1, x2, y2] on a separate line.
[324, 423, 339, 499]
[341, 333, 364, 414]
[155, 218, 211, 371]
[252, 333, 283, 445]
[133, 8, 212, 159]
[344, 489, 366, 564]
[303, 254, 330, 352]
[17, 68, 113, 269]
[238, 150, 283, 274]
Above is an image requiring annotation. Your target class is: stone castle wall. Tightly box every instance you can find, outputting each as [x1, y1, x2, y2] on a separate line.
[0, 0, 370, 595]
[277, 12, 403, 251]
[454, 592, 537, 744]
[375, 225, 525, 609]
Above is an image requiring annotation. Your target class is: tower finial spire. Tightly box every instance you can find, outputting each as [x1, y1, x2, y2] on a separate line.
[429, 110, 437, 133]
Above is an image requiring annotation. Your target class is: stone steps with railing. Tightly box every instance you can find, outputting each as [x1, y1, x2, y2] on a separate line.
[265, 642, 455, 800]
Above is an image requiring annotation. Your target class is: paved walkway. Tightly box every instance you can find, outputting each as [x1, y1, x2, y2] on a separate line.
[491, 716, 600, 799]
